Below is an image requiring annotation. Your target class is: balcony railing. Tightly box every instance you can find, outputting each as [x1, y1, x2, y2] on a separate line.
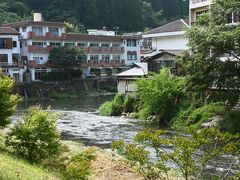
[192, 0, 208, 4]
[28, 45, 53, 53]
[81, 60, 125, 68]
[0, 62, 18, 67]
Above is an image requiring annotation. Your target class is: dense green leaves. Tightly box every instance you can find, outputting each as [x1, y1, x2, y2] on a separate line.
[182, 0, 240, 104]
[0, 0, 189, 32]
[136, 68, 186, 124]
[6, 106, 64, 163]
[0, 69, 19, 128]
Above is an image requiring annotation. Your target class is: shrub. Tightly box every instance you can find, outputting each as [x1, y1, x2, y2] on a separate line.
[64, 152, 95, 180]
[0, 69, 20, 128]
[220, 110, 240, 134]
[6, 106, 64, 163]
[136, 68, 186, 125]
[113, 128, 240, 180]
[123, 95, 136, 113]
[99, 101, 114, 116]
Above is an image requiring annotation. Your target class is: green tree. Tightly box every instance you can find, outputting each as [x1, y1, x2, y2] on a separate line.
[182, 0, 240, 104]
[0, 69, 19, 128]
[48, 47, 84, 68]
[113, 128, 240, 180]
[6, 106, 64, 163]
[136, 68, 186, 125]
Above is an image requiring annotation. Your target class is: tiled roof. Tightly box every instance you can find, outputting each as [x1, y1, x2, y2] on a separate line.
[116, 63, 148, 77]
[2, 20, 65, 28]
[144, 19, 189, 35]
[0, 27, 20, 35]
[66, 33, 123, 42]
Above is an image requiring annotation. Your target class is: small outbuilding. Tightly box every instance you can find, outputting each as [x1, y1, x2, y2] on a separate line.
[116, 63, 148, 94]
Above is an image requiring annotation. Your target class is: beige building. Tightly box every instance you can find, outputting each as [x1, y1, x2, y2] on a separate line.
[189, 0, 213, 25]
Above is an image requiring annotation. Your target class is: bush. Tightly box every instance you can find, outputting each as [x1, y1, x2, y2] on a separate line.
[220, 110, 240, 134]
[64, 152, 95, 180]
[136, 68, 186, 125]
[6, 106, 64, 163]
[99, 94, 136, 116]
[0, 69, 19, 128]
[123, 95, 136, 113]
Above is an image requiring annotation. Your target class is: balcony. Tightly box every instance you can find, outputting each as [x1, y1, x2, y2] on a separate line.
[29, 60, 52, 68]
[28, 45, 53, 53]
[87, 47, 99, 53]
[110, 47, 125, 53]
[28, 32, 65, 40]
[190, 0, 212, 9]
[0, 61, 24, 68]
[81, 59, 125, 68]
[99, 47, 111, 53]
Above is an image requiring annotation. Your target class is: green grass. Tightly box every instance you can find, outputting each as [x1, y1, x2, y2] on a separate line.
[0, 151, 60, 180]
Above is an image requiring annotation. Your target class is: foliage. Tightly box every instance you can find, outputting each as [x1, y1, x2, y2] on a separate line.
[1, 0, 189, 32]
[65, 22, 86, 34]
[42, 69, 83, 82]
[172, 103, 227, 131]
[99, 94, 136, 116]
[181, 0, 240, 104]
[136, 68, 186, 125]
[49, 47, 84, 68]
[64, 152, 95, 180]
[113, 128, 240, 180]
[220, 110, 240, 134]
[0, 69, 20, 128]
[6, 106, 64, 163]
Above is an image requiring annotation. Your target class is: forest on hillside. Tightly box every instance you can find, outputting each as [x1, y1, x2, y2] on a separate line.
[0, 0, 189, 33]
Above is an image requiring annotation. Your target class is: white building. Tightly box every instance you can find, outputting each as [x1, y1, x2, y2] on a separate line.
[142, 19, 189, 56]
[3, 13, 141, 81]
[0, 27, 23, 82]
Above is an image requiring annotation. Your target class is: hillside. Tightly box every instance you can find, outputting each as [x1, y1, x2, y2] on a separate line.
[0, 0, 189, 32]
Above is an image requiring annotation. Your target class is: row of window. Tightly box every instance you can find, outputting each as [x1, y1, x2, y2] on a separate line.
[0, 38, 17, 49]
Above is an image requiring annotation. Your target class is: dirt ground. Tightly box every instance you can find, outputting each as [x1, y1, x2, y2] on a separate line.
[89, 150, 145, 180]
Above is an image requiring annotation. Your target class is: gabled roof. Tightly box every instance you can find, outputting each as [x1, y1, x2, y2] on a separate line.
[116, 63, 148, 77]
[2, 20, 65, 28]
[143, 50, 178, 62]
[0, 27, 20, 35]
[144, 19, 189, 35]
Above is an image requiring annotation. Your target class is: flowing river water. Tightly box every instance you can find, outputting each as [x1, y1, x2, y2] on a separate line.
[13, 95, 239, 179]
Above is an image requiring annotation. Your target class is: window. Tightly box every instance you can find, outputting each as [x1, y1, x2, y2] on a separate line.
[35, 68, 47, 80]
[32, 26, 43, 36]
[112, 44, 121, 50]
[65, 43, 74, 48]
[112, 55, 121, 63]
[22, 27, 26, 32]
[127, 39, 137, 47]
[195, 10, 208, 21]
[77, 43, 86, 49]
[227, 12, 240, 24]
[13, 41, 17, 48]
[0, 54, 8, 63]
[49, 27, 59, 36]
[127, 51, 137, 60]
[158, 60, 175, 68]
[102, 55, 110, 63]
[101, 44, 110, 50]
[33, 57, 44, 64]
[90, 55, 99, 63]
[32, 42, 44, 49]
[90, 43, 99, 50]
[0, 38, 7, 49]
[50, 42, 61, 48]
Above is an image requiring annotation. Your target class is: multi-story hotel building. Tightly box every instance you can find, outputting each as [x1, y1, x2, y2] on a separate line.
[189, 0, 213, 25]
[2, 13, 141, 81]
[0, 27, 23, 82]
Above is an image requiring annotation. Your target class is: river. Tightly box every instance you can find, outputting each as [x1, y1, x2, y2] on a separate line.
[14, 95, 239, 179]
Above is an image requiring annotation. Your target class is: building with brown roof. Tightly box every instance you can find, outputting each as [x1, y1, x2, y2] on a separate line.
[0, 27, 23, 82]
[3, 13, 141, 81]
